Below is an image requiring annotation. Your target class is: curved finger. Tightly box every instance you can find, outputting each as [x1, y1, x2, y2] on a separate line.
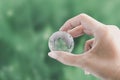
[60, 14, 82, 31]
[84, 38, 94, 52]
[60, 13, 105, 37]
[80, 13, 104, 36]
[68, 25, 84, 38]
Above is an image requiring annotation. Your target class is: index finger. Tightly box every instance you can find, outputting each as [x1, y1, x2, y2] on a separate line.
[60, 13, 105, 36]
[60, 14, 82, 31]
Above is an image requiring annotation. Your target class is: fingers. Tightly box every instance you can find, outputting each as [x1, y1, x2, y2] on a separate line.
[68, 25, 84, 38]
[80, 14, 104, 35]
[48, 51, 87, 67]
[60, 13, 105, 37]
[84, 38, 94, 52]
[60, 14, 82, 31]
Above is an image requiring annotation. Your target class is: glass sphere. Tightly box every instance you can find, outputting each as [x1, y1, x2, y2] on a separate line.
[48, 31, 74, 52]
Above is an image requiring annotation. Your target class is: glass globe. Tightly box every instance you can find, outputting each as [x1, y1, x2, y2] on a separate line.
[48, 31, 74, 52]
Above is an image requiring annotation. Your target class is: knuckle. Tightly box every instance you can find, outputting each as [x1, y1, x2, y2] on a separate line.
[100, 24, 110, 32]
[64, 19, 72, 27]
[65, 18, 72, 24]
[98, 24, 119, 39]
[95, 25, 110, 38]
[65, 19, 71, 24]
[79, 13, 87, 17]
[77, 13, 87, 20]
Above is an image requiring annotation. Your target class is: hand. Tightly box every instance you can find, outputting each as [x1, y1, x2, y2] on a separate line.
[48, 13, 120, 80]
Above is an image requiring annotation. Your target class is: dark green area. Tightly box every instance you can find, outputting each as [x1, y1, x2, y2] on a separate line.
[0, 0, 120, 80]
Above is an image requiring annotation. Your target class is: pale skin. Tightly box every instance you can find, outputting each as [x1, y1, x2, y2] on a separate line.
[48, 13, 120, 80]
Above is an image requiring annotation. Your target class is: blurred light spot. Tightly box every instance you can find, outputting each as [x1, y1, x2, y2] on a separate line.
[8, 65, 14, 72]
[33, 35, 39, 42]
[16, 44, 23, 51]
[7, 10, 14, 17]
[0, 71, 4, 77]
[2, 65, 14, 72]
[2, 66, 8, 71]
[26, 76, 31, 80]
[44, 32, 50, 40]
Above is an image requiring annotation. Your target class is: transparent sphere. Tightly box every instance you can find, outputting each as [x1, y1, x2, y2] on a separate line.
[48, 31, 74, 52]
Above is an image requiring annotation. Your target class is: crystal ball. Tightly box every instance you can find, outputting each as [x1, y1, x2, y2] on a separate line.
[48, 31, 74, 52]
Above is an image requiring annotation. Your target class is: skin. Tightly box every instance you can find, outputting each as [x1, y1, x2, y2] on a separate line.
[48, 13, 120, 80]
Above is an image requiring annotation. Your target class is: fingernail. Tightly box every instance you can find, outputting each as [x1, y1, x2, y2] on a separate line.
[48, 52, 57, 59]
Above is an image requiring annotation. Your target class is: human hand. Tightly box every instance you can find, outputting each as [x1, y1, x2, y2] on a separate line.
[48, 13, 120, 80]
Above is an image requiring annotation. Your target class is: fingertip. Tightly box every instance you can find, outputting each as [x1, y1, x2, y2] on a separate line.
[48, 52, 58, 59]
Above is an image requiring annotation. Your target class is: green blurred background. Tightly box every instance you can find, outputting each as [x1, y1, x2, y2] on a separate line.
[0, 0, 120, 80]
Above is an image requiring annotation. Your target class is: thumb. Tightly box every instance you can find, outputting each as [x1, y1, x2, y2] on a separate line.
[48, 51, 87, 67]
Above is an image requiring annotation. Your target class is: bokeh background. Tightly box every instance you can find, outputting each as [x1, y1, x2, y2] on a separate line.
[0, 0, 120, 80]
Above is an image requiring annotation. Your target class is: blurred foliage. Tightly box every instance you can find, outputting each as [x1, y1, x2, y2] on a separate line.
[0, 0, 120, 80]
